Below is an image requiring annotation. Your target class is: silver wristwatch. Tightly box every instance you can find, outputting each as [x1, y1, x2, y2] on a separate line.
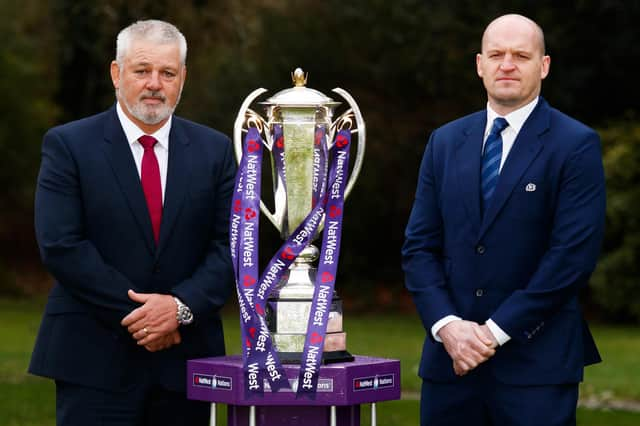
[173, 297, 194, 325]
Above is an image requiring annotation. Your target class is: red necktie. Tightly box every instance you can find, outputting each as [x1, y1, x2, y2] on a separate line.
[138, 135, 162, 243]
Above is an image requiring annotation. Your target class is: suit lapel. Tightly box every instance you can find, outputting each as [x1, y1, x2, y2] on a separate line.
[157, 119, 191, 257]
[478, 99, 550, 239]
[455, 114, 486, 233]
[102, 107, 156, 254]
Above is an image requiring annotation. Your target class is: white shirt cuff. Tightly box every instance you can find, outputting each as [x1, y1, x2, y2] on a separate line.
[486, 319, 511, 346]
[431, 315, 462, 342]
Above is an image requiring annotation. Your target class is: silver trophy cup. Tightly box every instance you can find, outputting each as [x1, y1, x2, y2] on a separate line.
[233, 68, 365, 363]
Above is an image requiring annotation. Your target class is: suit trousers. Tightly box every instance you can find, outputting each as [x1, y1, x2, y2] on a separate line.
[56, 380, 210, 426]
[420, 366, 579, 426]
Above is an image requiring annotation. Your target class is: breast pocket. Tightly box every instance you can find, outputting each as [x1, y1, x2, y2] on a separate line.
[505, 178, 551, 225]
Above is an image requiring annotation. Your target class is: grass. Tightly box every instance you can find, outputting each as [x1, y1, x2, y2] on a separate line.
[0, 298, 55, 425]
[583, 325, 640, 401]
[1, 298, 639, 425]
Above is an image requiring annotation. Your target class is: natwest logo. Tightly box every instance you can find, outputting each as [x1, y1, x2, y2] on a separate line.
[193, 374, 232, 391]
[353, 374, 394, 392]
[263, 378, 334, 393]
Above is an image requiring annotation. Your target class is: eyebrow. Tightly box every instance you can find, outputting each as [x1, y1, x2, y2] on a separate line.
[485, 46, 536, 54]
[130, 61, 179, 70]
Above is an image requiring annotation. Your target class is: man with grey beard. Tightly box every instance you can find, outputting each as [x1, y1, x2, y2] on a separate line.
[29, 20, 235, 425]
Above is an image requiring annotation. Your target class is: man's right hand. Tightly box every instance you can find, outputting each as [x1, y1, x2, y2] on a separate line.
[438, 320, 495, 376]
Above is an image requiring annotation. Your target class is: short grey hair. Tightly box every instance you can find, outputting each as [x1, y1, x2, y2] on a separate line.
[116, 20, 187, 66]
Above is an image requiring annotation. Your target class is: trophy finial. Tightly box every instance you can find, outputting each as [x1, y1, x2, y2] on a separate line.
[292, 68, 308, 87]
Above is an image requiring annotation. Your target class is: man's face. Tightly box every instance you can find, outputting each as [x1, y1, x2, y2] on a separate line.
[110, 39, 186, 132]
[476, 16, 550, 114]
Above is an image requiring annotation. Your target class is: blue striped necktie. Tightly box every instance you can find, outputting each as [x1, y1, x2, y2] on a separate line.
[481, 117, 509, 212]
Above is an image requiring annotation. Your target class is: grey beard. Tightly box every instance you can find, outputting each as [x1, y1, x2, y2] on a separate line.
[118, 89, 181, 125]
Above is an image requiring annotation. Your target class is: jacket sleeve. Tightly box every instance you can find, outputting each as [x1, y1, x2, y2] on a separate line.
[402, 131, 458, 333]
[35, 129, 139, 326]
[490, 131, 606, 342]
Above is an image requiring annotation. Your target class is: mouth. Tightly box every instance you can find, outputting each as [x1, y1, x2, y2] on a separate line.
[141, 97, 164, 105]
[140, 93, 166, 105]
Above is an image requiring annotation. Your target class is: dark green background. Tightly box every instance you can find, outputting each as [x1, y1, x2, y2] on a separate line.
[1, 0, 638, 321]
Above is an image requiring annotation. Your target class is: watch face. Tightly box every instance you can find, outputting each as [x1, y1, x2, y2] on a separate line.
[179, 306, 193, 324]
[174, 297, 192, 324]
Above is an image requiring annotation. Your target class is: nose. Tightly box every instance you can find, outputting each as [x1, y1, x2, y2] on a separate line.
[500, 54, 516, 71]
[146, 71, 162, 90]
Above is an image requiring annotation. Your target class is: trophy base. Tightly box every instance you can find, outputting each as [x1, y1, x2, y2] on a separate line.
[277, 349, 355, 365]
[266, 248, 354, 364]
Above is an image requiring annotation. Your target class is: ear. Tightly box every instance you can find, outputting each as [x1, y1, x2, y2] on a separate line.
[476, 53, 484, 78]
[110, 61, 121, 90]
[540, 55, 550, 80]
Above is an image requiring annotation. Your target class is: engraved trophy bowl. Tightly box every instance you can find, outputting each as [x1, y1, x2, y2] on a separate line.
[234, 68, 365, 363]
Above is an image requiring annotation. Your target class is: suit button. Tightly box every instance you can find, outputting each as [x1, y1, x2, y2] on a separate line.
[475, 289, 485, 297]
[476, 245, 485, 254]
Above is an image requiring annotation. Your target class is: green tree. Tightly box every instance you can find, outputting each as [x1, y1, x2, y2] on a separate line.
[591, 116, 640, 321]
[4, 0, 640, 316]
[0, 0, 58, 293]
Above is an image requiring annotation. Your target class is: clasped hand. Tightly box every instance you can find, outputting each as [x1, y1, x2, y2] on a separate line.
[121, 290, 181, 352]
[438, 320, 498, 376]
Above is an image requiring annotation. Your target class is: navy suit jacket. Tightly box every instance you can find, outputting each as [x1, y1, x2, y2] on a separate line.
[29, 105, 236, 392]
[402, 98, 605, 385]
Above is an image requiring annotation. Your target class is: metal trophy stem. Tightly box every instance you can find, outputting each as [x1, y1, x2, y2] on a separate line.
[233, 68, 365, 363]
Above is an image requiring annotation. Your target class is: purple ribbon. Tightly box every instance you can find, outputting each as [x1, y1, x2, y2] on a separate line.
[230, 127, 269, 396]
[312, 125, 328, 208]
[272, 124, 287, 189]
[296, 129, 351, 399]
[248, 130, 330, 393]
[231, 125, 350, 399]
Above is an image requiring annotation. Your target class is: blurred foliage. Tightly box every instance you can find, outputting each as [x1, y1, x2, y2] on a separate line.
[592, 116, 640, 321]
[0, 0, 639, 321]
[0, 0, 59, 265]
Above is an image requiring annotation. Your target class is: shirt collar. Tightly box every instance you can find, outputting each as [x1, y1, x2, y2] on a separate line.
[116, 102, 172, 149]
[486, 97, 539, 135]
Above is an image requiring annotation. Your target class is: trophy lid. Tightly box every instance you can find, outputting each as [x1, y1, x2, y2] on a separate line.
[261, 68, 341, 108]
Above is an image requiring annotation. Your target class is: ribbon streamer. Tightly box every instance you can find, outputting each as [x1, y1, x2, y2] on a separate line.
[296, 129, 351, 398]
[230, 125, 350, 398]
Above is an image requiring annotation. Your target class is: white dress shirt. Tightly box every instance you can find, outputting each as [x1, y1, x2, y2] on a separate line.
[116, 102, 171, 203]
[432, 97, 539, 346]
[484, 97, 539, 172]
[115, 103, 193, 316]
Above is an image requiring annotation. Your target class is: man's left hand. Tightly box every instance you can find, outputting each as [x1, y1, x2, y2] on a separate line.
[479, 324, 499, 349]
[121, 290, 179, 346]
[144, 329, 182, 352]
[453, 324, 499, 376]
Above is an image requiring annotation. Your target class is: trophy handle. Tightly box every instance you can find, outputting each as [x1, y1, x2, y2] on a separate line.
[233, 88, 282, 232]
[331, 88, 366, 200]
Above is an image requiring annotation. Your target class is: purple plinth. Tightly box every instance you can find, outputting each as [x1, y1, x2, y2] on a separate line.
[187, 355, 401, 426]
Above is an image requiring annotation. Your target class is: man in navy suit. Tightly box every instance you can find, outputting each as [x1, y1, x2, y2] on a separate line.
[402, 14, 605, 426]
[29, 20, 235, 425]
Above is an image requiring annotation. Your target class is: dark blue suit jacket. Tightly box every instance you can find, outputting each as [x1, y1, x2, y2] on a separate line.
[29, 106, 236, 392]
[402, 98, 605, 385]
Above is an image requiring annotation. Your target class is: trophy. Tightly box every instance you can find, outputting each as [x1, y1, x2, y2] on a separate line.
[233, 68, 365, 365]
